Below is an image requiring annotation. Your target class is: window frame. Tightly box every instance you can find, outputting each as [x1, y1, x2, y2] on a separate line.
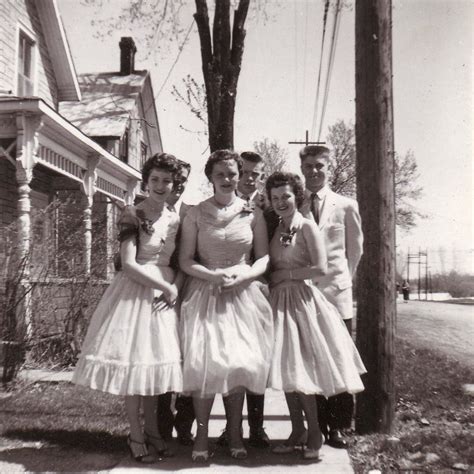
[120, 128, 129, 164]
[140, 141, 148, 168]
[15, 24, 38, 97]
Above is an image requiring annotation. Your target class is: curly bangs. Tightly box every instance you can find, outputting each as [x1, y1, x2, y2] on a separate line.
[141, 153, 180, 191]
[265, 172, 305, 209]
[204, 149, 242, 181]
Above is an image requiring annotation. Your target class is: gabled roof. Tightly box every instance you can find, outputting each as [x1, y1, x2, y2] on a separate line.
[60, 71, 147, 137]
[36, 0, 81, 101]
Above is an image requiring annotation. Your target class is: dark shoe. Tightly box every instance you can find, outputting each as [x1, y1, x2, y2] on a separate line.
[272, 430, 307, 454]
[248, 427, 271, 448]
[177, 431, 194, 446]
[144, 431, 175, 457]
[326, 430, 348, 449]
[127, 435, 159, 463]
[217, 429, 229, 447]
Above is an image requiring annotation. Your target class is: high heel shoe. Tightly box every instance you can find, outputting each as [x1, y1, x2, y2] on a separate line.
[191, 450, 213, 462]
[302, 432, 324, 461]
[144, 431, 174, 458]
[230, 446, 248, 460]
[272, 430, 308, 454]
[127, 435, 157, 463]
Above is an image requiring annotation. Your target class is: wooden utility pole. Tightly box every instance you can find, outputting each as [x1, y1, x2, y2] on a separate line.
[355, 0, 396, 433]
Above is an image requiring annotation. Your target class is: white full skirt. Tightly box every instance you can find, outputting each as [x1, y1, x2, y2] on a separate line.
[73, 267, 183, 396]
[269, 280, 366, 396]
[180, 278, 274, 398]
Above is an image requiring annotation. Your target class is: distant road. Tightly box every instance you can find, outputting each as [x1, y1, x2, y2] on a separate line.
[397, 301, 474, 367]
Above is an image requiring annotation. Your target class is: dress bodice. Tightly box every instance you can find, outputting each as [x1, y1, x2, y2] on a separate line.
[270, 212, 313, 271]
[184, 198, 260, 269]
[118, 205, 180, 266]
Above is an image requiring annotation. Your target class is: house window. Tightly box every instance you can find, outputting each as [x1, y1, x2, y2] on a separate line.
[141, 141, 148, 168]
[17, 31, 35, 96]
[120, 129, 129, 163]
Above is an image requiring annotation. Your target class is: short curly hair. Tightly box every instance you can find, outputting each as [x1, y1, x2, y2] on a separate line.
[265, 172, 305, 209]
[141, 153, 180, 191]
[204, 149, 242, 181]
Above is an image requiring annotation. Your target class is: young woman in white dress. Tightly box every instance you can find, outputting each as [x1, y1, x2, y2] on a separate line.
[266, 172, 366, 461]
[73, 153, 183, 463]
[179, 150, 274, 462]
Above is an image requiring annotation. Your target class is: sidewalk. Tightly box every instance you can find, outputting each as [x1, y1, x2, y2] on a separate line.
[2, 369, 354, 473]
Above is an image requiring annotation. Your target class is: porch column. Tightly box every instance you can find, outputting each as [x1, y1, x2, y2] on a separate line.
[125, 177, 139, 206]
[15, 113, 43, 336]
[80, 154, 100, 274]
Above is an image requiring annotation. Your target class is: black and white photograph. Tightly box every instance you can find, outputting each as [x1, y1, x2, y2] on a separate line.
[0, 0, 472, 472]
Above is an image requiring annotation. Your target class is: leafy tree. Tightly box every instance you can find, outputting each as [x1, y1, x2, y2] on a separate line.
[253, 138, 289, 176]
[327, 120, 424, 231]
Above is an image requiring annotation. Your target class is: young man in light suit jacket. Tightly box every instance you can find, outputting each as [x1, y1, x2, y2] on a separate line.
[299, 145, 363, 448]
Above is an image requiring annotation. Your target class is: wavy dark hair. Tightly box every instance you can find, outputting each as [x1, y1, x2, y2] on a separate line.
[204, 149, 242, 181]
[141, 153, 180, 191]
[265, 171, 305, 209]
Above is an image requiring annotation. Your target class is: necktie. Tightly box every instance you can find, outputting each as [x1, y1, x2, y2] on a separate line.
[311, 192, 320, 224]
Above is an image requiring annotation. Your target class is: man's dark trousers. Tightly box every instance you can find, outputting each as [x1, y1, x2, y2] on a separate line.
[157, 393, 195, 439]
[246, 393, 265, 432]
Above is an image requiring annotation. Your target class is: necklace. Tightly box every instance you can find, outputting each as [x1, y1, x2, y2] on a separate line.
[213, 196, 235, 210]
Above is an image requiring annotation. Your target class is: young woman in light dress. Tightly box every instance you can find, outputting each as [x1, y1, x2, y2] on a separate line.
[179, 150, 274, 462]
[266, 172, 366, 461]
[73, 153, 183, 463]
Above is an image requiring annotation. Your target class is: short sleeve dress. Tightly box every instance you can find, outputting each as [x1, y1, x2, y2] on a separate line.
[268, 212, 366, 396]
[179, 198, 274, 398]
[72, 205, 183, 396]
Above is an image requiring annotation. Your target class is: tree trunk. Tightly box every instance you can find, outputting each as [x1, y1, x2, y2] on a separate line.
[194, 0, 249, 152]
[355, 0, 396, 434]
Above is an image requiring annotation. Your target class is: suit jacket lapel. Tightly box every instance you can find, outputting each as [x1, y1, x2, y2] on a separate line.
[318, 190, 337, 229]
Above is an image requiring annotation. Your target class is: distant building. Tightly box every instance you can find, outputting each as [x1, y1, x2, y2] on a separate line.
[0, 0, 162, 343]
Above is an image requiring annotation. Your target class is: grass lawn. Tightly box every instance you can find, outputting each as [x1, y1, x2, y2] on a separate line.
[0, 382, 127, 453]
[348, 337, 473, 472]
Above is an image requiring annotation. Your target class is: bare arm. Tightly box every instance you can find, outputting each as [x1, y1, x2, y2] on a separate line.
[245, 210, 270, 279]
[121, 237, 173, 293]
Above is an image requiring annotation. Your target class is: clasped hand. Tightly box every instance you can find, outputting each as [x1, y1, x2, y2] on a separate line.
[153, 284, 178, 312]
[212, 265, 250, 289]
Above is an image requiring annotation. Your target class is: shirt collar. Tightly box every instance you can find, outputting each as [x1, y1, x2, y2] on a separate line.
[236, 189, 258, 201]
[305, 185, 329, 200]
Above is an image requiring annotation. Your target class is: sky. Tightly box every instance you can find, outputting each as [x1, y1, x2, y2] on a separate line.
[58, 0, 473, 274]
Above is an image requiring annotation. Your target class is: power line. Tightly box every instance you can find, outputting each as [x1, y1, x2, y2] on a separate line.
[311, 0, 330, 140]
[294, 1, 299, 138]
[318, 0, 342, 142]
[155, 19, 195, 99]
[302, 0, 310, 117]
